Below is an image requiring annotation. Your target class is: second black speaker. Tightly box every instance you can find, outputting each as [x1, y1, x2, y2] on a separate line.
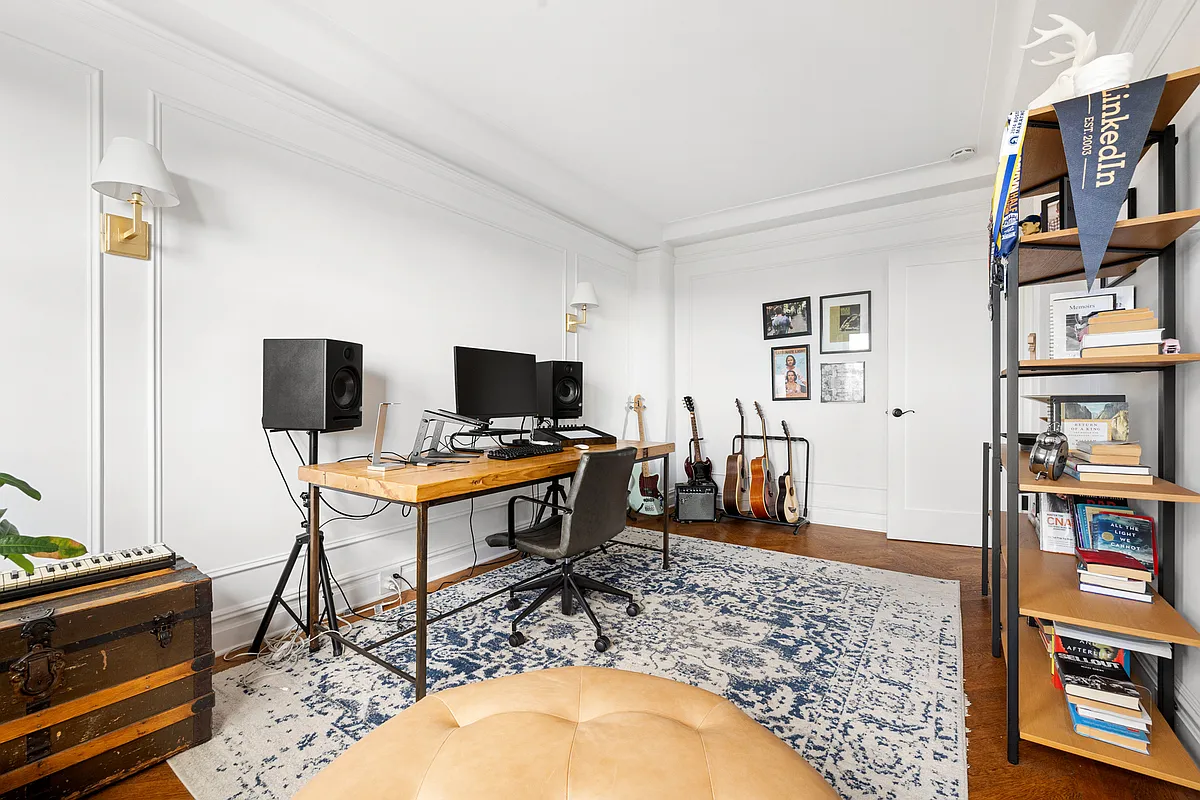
[536, 360, 583, 420]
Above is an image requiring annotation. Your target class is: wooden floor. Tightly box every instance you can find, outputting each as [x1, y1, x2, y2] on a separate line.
[95, 516, 1200, 799]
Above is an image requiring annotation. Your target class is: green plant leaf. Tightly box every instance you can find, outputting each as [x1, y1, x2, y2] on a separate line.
[5, 553, 34, 575]
[0, 509, 5, 521]
[0, 533, 86, 559]
[37, 537, 87, 559]
[0, 518, 17, 537]
[0, 474, 40, 501]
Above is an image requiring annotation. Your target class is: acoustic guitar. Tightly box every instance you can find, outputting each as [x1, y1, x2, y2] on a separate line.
[626, 395, 664, 515]
[682, 396, 713, 484]
[776, 420, 801, 523]
[748, 401, 777, 520]
[723, 399, 751, 515]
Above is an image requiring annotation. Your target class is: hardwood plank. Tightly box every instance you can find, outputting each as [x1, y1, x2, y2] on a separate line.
[1002, 513, 1200, 646]
[1020, 66, 1200, 193]
[1018, 209, 1200, 285]
[298, 440, 673, 504]
[96, 517, 1200, 800]
[1000, 448, 1200, 503]
[1012, 623, 1200, 790]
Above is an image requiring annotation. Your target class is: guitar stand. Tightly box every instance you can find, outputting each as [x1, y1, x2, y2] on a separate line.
[721, 433, 811, 535]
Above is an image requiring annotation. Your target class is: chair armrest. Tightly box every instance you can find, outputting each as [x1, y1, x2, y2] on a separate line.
[507, 495, 572, 544]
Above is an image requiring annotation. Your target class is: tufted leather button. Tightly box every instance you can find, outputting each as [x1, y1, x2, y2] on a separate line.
[295, 666, 838, 799]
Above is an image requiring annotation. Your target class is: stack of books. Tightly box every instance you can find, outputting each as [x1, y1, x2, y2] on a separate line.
[1052, 633, 1152, 754]
[1073, 498, 1157, 602]
[1066, 441, 1152, 486]
[1080, 308, 1163, 358]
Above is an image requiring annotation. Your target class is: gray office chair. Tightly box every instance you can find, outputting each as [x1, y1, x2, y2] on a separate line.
[485, 447, 639, 653]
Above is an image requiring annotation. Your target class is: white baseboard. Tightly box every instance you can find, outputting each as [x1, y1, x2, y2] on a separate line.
[211, 531, 511, 654]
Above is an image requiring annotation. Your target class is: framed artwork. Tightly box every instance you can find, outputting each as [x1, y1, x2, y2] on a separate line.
[820, 362, 865, 403]
[762, 296, 811, 340]
[820, 291, 872, 354]
[770, 345, 810, 401]
[1041, 196, 1062, 232]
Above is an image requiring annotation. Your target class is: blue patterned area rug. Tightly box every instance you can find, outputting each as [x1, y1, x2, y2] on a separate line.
[170, 528, 966, 799]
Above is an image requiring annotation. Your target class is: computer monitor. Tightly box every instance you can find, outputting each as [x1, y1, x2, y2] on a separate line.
[453, 346, 537, 424]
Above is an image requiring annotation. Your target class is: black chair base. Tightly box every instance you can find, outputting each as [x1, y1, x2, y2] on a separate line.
[506, 559, 639, 652]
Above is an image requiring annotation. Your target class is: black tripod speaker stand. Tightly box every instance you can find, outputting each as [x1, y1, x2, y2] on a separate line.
[250, 430, 343, 656]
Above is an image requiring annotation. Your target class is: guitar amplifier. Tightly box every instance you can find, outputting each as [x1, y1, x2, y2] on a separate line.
[674, 482, 718, 523]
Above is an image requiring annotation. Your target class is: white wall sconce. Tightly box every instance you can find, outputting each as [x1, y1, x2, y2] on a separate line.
[91, 137, 179, 260]
[565, 282, 599, 333]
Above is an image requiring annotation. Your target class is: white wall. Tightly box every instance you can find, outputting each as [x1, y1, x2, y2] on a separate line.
[672, 188, 989, 532]
[0, 2, 637, 652]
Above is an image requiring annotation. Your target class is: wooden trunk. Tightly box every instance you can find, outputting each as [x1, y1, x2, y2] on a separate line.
[0, 560, 213, 799]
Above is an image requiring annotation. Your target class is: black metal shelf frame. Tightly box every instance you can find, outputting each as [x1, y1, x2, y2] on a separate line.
[983, 123, 1180, 766]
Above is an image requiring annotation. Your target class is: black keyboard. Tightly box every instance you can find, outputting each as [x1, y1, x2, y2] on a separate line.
[487, 443, 564, 461]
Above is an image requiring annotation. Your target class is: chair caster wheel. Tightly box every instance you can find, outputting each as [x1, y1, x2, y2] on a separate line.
[594, 636, 611, 653]
[509, 631, 527, 647]
[506, 597, 521, 611]
[626, 603, 640, 617]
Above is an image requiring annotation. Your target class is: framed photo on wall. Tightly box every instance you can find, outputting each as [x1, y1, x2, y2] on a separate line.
[770, 345, 810, 401]
[762, 296, 811, 340]
[820, 362, 865, 403]
[820, 291, 872, 354]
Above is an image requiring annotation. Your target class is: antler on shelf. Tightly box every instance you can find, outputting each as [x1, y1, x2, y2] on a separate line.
[1020, 14, 1096, 68]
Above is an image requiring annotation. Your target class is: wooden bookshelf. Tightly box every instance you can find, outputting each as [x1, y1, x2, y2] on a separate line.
[1001, 353, 1200, 377]
[1004, 513, 1200, 646]
[1019, 66, 1200, 194]
[1019, 209, 1200, 285]
[999, 449, 1200, 503]
[1005, 623, 1200, 791]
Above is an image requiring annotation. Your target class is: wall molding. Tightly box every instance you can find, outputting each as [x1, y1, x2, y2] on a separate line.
[86, 66, 104, 554]
[67, 0, 640, 259]
[1135, 652, 1200, 757]
[206, 495, 510, 581]
[674, 198, 984, 267]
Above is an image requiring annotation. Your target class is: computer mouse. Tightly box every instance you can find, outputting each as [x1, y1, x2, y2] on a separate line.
[574, 443, 590, 450]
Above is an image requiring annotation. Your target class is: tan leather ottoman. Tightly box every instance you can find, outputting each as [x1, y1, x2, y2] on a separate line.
[296, 666, 838, 799]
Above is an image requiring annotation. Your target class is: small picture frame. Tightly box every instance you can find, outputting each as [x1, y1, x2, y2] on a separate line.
[770, 345, 810, 401]
[820, 362, 865, 403]
[1041, 196, 1061, 232]
[820, 291, 872, 354]
[762, 296, 811, 340]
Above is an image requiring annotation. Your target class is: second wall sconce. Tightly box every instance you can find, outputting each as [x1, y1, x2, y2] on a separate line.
[566, 282, 599, 333]
[91, 137, 179, 260]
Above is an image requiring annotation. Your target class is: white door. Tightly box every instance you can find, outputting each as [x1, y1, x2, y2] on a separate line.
[886, 243, 990, 545]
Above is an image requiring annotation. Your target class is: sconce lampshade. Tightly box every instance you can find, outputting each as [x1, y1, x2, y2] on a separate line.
[569, 282, 599, 309]
[91, 137, 179, 207]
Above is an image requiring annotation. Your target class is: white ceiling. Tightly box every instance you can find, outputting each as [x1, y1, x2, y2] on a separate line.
[109, 0, 1138, 249]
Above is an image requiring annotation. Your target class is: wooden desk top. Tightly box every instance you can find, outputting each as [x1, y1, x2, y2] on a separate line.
[298, 440, 674, 505]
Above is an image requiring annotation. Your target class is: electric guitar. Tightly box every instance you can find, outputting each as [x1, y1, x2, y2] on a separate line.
[776, 420, 801, 523]
[682, 396, 713, 484]
[723, 399, 751, 515]
[627, 395, 664, 515]
[748, 401, 777, 520]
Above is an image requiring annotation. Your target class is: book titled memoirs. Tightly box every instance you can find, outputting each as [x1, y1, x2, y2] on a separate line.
[1053, 651, 1143, 709]
[1091, 513, 1157, 574]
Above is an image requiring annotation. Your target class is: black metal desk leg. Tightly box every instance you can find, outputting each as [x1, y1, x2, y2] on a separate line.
[415, 503, 429, 700]
[661, 453, 671, 568]
[307, 485, 322, 652]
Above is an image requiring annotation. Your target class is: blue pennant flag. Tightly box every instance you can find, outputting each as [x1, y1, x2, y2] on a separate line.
[1054, 75, 1166, 289]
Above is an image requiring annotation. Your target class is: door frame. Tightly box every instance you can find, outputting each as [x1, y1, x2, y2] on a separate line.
[886, 238, 988, 544]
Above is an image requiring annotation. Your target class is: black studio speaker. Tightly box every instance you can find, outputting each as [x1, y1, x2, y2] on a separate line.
[262, 339, 363, 433]
[536, 360, 583, 420]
